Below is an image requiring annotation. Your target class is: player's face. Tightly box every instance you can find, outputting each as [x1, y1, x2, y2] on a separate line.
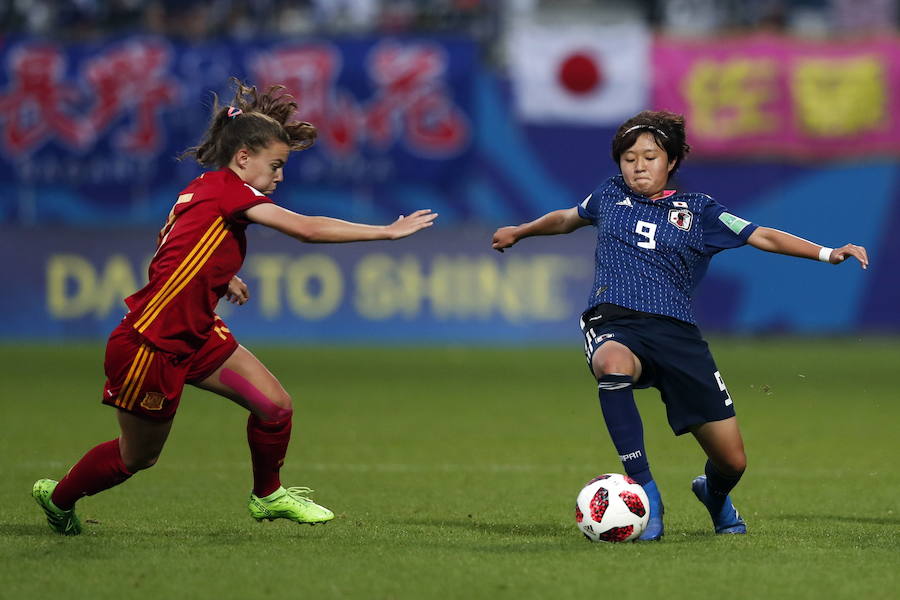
[234, 140, 291, 195]
[619, 132, 676, 198]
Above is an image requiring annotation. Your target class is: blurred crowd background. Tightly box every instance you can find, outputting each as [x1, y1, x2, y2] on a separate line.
[4, 0, 898, 43]
[1, 0, 898, 343]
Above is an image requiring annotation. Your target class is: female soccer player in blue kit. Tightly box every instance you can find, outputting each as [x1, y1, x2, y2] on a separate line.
[491, 111, 868, 540]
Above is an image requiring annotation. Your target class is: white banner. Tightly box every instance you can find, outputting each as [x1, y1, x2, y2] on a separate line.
[506, 21, 651, 125]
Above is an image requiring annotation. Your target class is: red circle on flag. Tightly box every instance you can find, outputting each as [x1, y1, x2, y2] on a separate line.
[557, 52, 602, 95]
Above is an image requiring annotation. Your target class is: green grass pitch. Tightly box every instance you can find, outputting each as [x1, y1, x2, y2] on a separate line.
[1, 339, 898, 599]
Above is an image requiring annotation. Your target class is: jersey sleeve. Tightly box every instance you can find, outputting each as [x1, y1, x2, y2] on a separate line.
[219, 182, 273, 225]
[576, 193, 596, 220]
[575, 177, 615, 222]
[701, 198, 759, 254]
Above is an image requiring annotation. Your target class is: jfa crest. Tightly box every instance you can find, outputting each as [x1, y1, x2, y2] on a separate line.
[668, 208, 693, 231]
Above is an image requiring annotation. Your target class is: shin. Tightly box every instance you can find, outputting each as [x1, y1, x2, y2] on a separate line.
[219, 369, 295, 498]
[51, 438, 133, 510]
[598, 374, 653, 486]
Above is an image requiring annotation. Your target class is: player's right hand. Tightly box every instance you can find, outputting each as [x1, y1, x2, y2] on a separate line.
[387, 209, 438, 239]
[492, 226, 519, 252]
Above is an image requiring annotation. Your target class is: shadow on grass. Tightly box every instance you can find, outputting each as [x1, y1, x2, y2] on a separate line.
[386, 517, 724, 546]
[772, 514, 900, 526]
[0, 523, 54, 536]
[389, 517, 568, 538]
[0, 522, 293, 546]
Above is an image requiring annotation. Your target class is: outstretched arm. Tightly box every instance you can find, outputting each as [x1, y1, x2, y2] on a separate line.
[747, 227, 868, 269]
[492, 207, 590, 252]
[244, 204, 437, 243]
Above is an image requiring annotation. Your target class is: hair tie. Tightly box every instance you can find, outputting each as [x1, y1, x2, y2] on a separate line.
[623, 124, 668, 139]
[227, 106, 243, 118]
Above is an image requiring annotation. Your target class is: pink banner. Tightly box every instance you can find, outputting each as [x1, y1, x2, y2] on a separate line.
[652, 34, 900, 159]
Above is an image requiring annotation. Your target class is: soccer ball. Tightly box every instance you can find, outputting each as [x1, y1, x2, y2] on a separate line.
[575, 474, 649, 542]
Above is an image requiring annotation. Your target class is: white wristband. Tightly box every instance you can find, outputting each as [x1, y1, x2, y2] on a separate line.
[818, 246, 833, 263]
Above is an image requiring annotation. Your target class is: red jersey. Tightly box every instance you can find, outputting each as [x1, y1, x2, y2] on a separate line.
[124, 168, 271, 356]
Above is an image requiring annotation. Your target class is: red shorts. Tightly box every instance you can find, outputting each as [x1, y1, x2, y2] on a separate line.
[101, 315, 238, 421]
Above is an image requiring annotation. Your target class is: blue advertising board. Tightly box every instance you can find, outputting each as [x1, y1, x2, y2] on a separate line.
[0, 226, 595, 343]
[0, 219, 892, 343]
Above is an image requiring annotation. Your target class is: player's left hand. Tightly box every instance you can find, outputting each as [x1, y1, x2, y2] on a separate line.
[386, 209, 438, 240]
[829, 244, 869, 269]
[226, 275, 250, 304]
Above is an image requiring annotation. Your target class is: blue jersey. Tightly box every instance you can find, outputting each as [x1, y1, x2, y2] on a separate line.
[577, 175, 758, 324]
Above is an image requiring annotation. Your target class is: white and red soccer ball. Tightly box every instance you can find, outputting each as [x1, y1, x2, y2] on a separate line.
[576, 473, 649, 542]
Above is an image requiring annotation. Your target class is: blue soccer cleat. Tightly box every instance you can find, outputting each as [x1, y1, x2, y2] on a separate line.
[637, 479, 664, 541]
[691, 475, 746, 535]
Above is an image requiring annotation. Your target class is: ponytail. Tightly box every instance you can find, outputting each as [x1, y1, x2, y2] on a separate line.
[181, 78, 316, 169]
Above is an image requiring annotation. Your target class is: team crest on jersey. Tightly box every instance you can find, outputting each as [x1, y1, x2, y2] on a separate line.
[140, 392, 166, 411]
[668, 208, 693, 231]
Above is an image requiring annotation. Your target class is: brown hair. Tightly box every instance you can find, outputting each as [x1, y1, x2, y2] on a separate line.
[182, 78, 317, 169]
[611, 110, 691, 177]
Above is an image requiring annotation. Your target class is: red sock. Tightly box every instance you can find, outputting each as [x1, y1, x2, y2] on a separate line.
[247, 414, 292, 497]
[51, 438, 133, 510]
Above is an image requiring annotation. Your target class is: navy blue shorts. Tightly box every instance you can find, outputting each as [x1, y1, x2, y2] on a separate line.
[580, 304, 735, 435]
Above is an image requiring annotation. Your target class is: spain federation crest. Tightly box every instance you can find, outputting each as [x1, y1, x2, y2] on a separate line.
[668, 208, 693, 231]
[140, 392, 166, 411]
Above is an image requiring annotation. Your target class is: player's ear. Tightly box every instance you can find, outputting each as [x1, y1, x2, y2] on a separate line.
[667, 157, 677, 174]
[235, 147, 251, 168]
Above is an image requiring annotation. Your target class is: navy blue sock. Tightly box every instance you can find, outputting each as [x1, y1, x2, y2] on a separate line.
[704, 459, 743, 498]
[598, 373, 652, 486]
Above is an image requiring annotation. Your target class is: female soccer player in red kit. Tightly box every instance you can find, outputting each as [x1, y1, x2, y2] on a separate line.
[33, 80, 437, 535]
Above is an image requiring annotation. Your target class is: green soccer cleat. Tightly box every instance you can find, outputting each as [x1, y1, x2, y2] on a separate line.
[32, 479, 82, 536]
[248, 486, 334, 525]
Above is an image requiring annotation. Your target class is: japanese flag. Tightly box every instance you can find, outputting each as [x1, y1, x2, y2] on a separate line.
[506, 21, 651, 125]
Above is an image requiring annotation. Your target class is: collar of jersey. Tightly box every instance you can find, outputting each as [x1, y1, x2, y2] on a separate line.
[613, 175, 677, 204]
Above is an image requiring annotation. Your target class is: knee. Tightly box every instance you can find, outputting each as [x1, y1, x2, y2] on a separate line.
[591, 342, 631, 379]
[275, 393, 293, 420]
[124, 453, 160, 472]
[261, 389, 293, 422]
[719, 453, 747, 477]
[592, 346, 636, 379]
[274, 389, 292, 411]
